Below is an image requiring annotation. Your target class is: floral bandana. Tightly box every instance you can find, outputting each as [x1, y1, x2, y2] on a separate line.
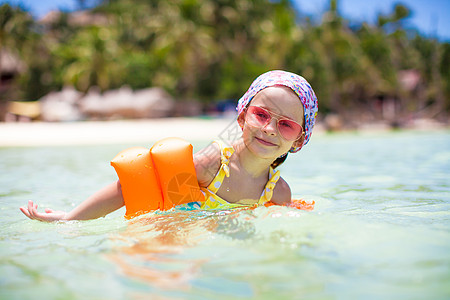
[236, 70, 318, 153]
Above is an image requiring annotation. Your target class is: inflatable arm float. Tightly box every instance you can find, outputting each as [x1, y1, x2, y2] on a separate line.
[111, 137, 204, 219]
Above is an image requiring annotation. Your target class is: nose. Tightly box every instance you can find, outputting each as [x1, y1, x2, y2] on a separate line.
[262, 118, 277, 136]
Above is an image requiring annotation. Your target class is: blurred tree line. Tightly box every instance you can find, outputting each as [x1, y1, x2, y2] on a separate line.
[0, 0, 449, 123]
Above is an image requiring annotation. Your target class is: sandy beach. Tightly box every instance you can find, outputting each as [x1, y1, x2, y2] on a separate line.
[1, 117, 447, 147]
[0, 117, 246, 147]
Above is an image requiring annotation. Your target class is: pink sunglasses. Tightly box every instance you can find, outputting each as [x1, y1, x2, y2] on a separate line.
[245, 106, 303, 141]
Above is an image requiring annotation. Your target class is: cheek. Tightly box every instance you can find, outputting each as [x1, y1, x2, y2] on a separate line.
[241, 123, 256, 142]
[279, 140, 295, 154]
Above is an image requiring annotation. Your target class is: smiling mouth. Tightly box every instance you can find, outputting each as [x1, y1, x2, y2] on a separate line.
[255, 137, 277, 146]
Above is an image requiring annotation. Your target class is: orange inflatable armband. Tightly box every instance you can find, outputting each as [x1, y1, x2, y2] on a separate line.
[111, 137, 204, 219]
[111, 147, 162, 216]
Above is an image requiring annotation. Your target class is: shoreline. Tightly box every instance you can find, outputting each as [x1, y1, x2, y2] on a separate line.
[0, 117, 447, 147]
[0, 117, 239, 147]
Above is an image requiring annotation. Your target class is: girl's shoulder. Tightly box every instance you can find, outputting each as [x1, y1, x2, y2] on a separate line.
[271, 176, 292, 205]
[193, 142, 222, 188]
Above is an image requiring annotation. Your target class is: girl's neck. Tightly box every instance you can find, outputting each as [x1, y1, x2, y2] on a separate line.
[232, 138, 273, 178]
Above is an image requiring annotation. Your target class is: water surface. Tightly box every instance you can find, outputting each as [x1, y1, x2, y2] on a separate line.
[1, 130, 449, 299]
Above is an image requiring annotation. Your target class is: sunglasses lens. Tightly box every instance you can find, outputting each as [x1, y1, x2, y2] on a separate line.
[278, 119, 302, 141]
[246, 106, 270, 127]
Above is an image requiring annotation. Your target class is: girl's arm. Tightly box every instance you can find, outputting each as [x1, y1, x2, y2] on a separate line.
[271, 177, 292, 206]
[193, 142, 221, 188]
[20, 180, 125, 222]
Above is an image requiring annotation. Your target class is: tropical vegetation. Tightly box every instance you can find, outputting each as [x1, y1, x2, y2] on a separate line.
[1, 0, 448, 124]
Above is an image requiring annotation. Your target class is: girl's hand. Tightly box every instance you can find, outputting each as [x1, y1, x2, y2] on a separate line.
[20, 200, 67, 222]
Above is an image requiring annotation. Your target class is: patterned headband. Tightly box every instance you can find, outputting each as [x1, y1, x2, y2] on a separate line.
[236, 70, 318, 153]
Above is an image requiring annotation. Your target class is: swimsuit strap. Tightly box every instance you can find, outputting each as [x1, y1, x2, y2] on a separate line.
[206, 140, 235, 193]
[258, 167, 281, 205]
[205, 140, 281, 206]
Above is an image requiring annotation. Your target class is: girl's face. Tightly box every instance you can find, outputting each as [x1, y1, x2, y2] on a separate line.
[238, 86, 305, 160]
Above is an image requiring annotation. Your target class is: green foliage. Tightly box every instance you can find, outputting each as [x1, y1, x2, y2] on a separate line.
[1, 0, 448, 120]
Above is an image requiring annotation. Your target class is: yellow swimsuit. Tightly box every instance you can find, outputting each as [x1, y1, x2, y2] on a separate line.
[179, 141, 281, 210]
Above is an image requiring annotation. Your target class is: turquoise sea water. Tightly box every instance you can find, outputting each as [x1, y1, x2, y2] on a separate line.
[1, 130, 449, 299]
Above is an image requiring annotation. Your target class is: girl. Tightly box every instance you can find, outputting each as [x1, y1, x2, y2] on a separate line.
[20, 70, 318, 221]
